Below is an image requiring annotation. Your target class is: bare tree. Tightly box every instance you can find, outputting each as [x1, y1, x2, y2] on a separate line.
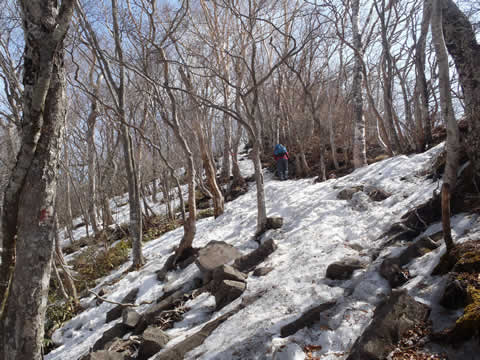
[0, 1, 75, 359]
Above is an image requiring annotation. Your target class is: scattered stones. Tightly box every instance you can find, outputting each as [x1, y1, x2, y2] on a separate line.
[280, 301, 336, 337]
[266, 217, 284, 230]
[233, 239, 278, 273]
[106, 288, 139, 323]
[395, 236, 439, 267]
[144, 290, 185, 323]
[214, 280, 246, 310]
[137, 326, 171, 360]
[272, 342, 305, 360]
[346, 290, 430, 360]
[253, 267, 274, 277]
[379, 258, 408, 288]
[92, 323, 128, 352]
[326, 259, 366, 280]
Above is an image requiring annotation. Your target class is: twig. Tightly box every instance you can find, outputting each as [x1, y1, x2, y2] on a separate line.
[88, 290, 153, 307]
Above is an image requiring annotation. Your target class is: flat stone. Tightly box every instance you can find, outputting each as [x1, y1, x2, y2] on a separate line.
[195, 241, 242, 275]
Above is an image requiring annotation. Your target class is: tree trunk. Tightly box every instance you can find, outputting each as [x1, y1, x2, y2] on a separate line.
[221, 113, 232, 184]
[351, 0, 367, 168]
[442, 0, 480, 180]
[0, 2, 74, 358]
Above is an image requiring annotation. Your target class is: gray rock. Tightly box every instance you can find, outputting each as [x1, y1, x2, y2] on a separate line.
[212, 265, 247, 282]
[106, 288, 139, 323]
[143, 290, 185, 323]
[233, 239, 278, 273]
[337, 186, 364, 200]
[92, 323, 128, 351]
[396, 236, 439, 267]
[215, 280, 246, 310]
[122, 309, 142, 329]
[379, 258, 408, 288]
[253, 267, 274, 277]
[137, 326, 170, 360]
[80, 350, 126, 360]
[266, 217, 283, 230]
[346, 290, 430, 360]
[326, 259, 366, 280]
[280, 301, 336, 337]
[195, 241, 242, 280]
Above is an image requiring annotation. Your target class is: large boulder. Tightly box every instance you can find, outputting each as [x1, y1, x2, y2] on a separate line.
[195, 241, 242, 281]
[137, 326, 171, 360]
[346, 290, 430, 360]
[92, 323, 128, 352]
[326, 259, 366, 280]
[106, 288, 139, 323]
[233, 239, 278, 273]
[214, 280, 246, 310]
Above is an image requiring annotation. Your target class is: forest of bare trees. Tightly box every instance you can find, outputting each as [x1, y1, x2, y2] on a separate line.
[0, 0, 479, 358]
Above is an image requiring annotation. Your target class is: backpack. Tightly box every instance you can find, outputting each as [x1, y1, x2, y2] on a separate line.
[274, 144, 287, 156]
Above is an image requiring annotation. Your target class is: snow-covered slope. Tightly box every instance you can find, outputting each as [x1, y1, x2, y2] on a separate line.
[46, 143, 479, 360]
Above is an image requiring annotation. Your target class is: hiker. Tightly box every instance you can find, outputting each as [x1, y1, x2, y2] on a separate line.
[274, 144, 289, 180]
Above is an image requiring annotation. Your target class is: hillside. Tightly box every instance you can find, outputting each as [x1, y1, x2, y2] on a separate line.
[46, 144, 480, 360]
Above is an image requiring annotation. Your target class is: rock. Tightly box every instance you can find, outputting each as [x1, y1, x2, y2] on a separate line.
[211, 265, 247, 291]
[233, 239, 278, 273]
[325, 259, 366, 280]
[337, 186, 364, 200]
[92, 323, 128, 351]
[440, 275, 468, 309]
[195, 241, 242, 281]
[143, 290, 185, 323]
[79, 350, 126, 360]
[106, 288, 139, 323]
[280, 301, 336, 337]
[366, 188, 390, 202]
[379, 258, 408, 288]
[396, 236, 439, 267]
[272, 343, 305, 360]
[122, 309, 143, 329]
[152, 295, 264, 360]
[346, 290, 430, 360]
[266, 217, 283, 230]
[215, 280, 246, 310]
[137, 326, 170, 360]
[253, 267, 274, 277]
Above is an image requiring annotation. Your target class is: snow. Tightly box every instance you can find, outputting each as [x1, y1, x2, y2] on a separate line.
[46, 142, 480, 360]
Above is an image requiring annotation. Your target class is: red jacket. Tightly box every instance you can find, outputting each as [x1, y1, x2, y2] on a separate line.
[274, 152, 289, 161]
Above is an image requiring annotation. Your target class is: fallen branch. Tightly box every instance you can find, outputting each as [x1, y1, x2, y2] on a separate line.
[88, 290, 153, 307]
